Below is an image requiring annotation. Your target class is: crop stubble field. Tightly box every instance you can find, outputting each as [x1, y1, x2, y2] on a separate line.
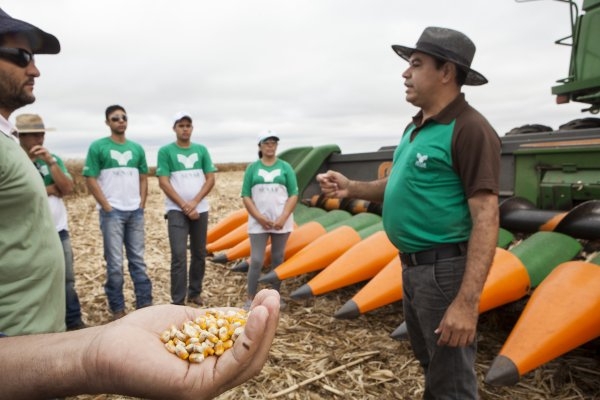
[62, 160, 599, 400]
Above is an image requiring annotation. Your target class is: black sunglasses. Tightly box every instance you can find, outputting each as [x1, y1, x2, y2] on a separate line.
[0, 47, 34, 68]
[110, 115, 128, 122]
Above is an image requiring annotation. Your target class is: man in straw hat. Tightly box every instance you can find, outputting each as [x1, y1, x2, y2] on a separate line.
[17, 113, 86, 331]
[318, 27, 500, 399]
[0, 7, 280, 400]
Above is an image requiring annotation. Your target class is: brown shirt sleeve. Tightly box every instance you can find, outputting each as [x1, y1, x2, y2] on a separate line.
[451, 105, 501, 198]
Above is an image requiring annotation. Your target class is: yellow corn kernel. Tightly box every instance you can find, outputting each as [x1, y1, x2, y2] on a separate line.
[218, 326, 229, 341]
[195, 316, 207, 330]
[169, 324, 178, 338]
[174, 330, 187, 342]
[216, 318, 227, 328]
[164, 340, 176, 354]
[159, 330, 171, 343]
[174, 343, 189, 360]
[206, 332, 219, 344]
[183, 323, 199, 339]
[223, 339, 233, 349]
[189, 353, 205, 363]
[204, 346, 215, 357]
[215, 341, 225, 356]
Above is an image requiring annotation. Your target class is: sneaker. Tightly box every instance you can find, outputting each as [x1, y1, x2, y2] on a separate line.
[66, 320, 87, 331]
[189, 295, 204, 306]
[242, 299, 253, 312]
[111, 310, 126, 321]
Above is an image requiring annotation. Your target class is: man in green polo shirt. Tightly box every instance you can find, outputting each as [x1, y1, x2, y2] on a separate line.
[0, 8, 64, 336]
[318, 27, 500, 399]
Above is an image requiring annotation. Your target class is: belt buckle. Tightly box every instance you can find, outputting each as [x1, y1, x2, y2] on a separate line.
[400, 252, 419, 267]
[409, 253, 419, 266]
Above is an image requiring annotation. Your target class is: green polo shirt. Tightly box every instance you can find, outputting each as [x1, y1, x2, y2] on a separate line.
[383, 94, 500, 253]
[0, 132, 65, 335]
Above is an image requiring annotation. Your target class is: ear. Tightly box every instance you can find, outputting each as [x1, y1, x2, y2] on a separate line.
[441, 62, 457, 84]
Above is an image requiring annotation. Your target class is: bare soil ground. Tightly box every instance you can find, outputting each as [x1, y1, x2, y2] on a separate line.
[63, 162, 599, 400]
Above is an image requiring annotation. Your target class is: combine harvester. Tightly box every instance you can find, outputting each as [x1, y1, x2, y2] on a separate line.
[209, 0, 600, 386]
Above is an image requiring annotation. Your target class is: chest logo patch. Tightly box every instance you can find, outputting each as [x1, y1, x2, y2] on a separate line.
[37, 164, 50, 177]
[177, 153, 198, 169]
[258, 168, 281, 182]
[415, 153, 428, 169]
[110, 150, 133, 166]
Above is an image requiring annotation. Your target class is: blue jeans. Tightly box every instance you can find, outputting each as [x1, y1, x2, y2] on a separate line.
[99, 208, 152, 312]
[166, 210, 208, 305]
[59, 230, 84, 328]
[402, 255, 478, 400]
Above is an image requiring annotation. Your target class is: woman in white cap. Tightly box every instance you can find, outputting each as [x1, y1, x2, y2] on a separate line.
[240, 130, 298, 310]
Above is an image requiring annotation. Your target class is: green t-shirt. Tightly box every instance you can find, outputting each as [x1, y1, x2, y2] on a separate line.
[0, 133, 65, 335]
[241, 158, 298, 233]
[155, 142, 217, 213]
[382, 94, 500, 253]
[383, 121, 471, 253]
[83, 137, 148, 211]
[35, 154, 71, 187]
[35, 154, 71, 232]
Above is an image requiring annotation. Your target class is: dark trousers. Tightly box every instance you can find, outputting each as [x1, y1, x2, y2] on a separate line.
[402, 255, 478, 400]
[167, 210, 208, 305]
[59, 230, 83, 328]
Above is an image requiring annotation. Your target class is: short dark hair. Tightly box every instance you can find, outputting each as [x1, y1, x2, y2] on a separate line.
[105, 104, 126, 120]
[433, 58, 467, 87]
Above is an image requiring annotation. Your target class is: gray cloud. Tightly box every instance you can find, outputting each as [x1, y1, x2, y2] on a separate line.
[7, 0, 585, 164]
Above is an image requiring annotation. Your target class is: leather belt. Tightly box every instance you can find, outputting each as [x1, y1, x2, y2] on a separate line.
[400, 242, 468, 267]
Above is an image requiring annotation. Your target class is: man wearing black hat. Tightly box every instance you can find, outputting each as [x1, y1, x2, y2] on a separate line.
[318, 27, 500, 399]
[0, 8, 65, 336]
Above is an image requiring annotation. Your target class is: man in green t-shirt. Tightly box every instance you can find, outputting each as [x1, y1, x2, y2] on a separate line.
[83, 105, 153, 320]
[17, 113, 86, 331]
[156, 112, 217, 306]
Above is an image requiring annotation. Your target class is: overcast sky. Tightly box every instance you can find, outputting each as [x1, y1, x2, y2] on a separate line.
[4, 0, 587, 165]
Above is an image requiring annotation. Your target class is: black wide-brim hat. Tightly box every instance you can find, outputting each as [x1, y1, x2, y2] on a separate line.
[0, 8, 60, 54]
[392, 26, 487, 86]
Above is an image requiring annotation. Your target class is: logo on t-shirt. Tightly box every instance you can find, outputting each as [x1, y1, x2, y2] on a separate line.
[415, 153, 428, 169]
[38, 164, 49, 177]
[258, 168, 281, 182]
[110, 150, 133, 166]
[177, 153, 198, 169]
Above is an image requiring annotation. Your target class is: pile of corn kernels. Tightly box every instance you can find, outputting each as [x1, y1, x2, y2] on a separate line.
[161, 309, 249, 363]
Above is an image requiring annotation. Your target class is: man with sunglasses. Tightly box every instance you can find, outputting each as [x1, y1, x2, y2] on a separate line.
[83, 105, 153, 320]
[0, 9, 65, 336]
[0, 9, 281, 400]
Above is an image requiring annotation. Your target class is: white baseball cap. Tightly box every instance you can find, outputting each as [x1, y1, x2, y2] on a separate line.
[257, 129, 280, 144]
[173, 112, 192, 127]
